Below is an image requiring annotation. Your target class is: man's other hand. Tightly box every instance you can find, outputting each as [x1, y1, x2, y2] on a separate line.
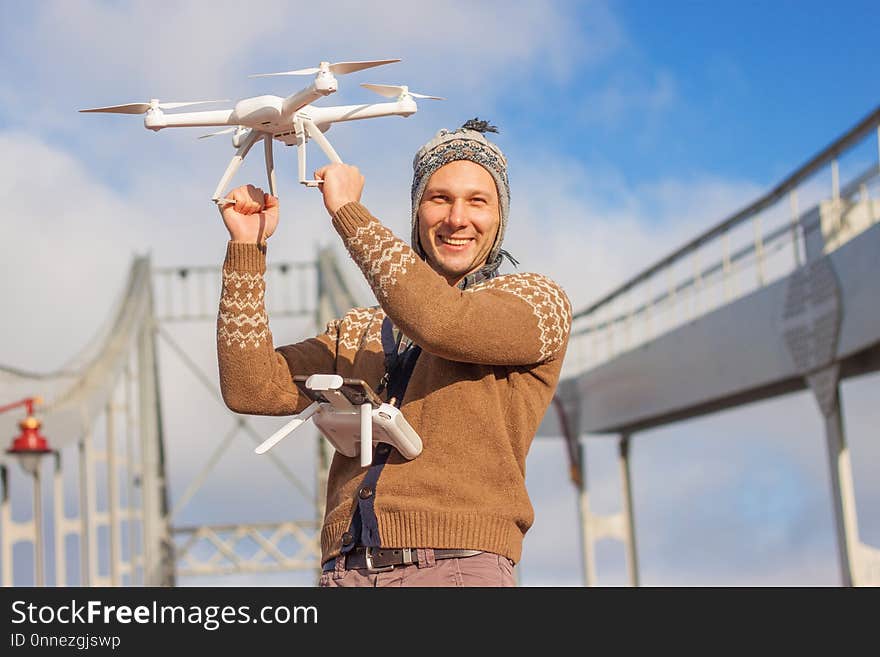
[221, 184, 279, 244]
[314, 163, 364, 215]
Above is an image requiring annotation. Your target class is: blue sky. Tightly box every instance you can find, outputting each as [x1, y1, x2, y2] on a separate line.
[0, 0, 877, 586]
[571, 1, 879, 183]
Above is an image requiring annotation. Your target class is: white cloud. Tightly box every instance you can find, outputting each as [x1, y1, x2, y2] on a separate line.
[8, 1, 610, 112]
[580, 69, 678, 126]
[503, 151, 763, 310]
[0, 132, 154, 370]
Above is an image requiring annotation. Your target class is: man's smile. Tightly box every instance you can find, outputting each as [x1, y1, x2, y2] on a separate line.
[437, 235, 474, 249]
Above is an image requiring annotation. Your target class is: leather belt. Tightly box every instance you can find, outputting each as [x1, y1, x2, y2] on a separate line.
[323, 547, 484, 573]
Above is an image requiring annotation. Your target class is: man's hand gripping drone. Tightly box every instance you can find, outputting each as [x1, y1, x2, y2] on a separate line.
[80, 59, 442, 205]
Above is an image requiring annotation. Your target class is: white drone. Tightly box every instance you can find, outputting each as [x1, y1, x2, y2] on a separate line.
[79, 58, 442, 205]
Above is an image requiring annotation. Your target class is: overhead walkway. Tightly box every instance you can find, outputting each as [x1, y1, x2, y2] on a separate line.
[565, 185, 879, 435]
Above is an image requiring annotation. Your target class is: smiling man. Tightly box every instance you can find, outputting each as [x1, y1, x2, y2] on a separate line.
[216, 119, 572, 587]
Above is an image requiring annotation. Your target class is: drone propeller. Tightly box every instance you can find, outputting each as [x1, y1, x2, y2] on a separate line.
[199, 125, 253, 149]
[79, 99, 229, 114]
[360, 84, 444, 101]
[198, 127, 237, 139]
[250, 58, 400, 78]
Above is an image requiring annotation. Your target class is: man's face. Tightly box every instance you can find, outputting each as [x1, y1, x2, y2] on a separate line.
[417, 160, 500, 286]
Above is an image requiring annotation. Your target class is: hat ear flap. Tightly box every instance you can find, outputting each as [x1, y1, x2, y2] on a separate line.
[413, 215, 426, 260]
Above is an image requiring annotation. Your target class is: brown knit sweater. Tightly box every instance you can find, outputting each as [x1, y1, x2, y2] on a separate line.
[217, 202, 572, 564]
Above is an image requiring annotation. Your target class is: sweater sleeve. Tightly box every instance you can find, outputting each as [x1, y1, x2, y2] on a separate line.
[331, 202, 572, 366]
[216, 242, 338, 416]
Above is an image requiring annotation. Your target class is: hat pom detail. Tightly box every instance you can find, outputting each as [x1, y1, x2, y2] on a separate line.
[461, 118, 499, 134]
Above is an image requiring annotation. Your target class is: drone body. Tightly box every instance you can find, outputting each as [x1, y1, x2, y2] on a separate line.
[80, 59, 442, 204]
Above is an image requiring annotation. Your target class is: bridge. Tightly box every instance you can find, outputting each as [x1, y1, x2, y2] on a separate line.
[2, 106, 878, 587]
[540, 106, 880, 587]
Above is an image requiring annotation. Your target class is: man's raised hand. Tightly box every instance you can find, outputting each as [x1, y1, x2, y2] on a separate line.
[314, 163, 364, 216]
[220, 184, 279, 245]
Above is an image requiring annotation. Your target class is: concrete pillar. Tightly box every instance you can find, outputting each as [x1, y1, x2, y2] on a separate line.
[618, 434, 640, 587]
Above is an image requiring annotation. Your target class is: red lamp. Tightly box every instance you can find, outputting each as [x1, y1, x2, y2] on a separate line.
[2, 397, 53, 476]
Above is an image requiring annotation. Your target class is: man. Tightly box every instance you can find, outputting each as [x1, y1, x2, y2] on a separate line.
[217, 120, 571, 586]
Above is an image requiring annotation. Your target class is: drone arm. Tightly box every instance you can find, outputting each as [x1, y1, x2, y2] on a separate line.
[211, 128, 262, 203]
[147, 109, 235, 130]
[310, 100, 417, 126]
[281, 84, 324, 117]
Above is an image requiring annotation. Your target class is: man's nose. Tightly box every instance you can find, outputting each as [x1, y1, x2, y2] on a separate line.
[445, 199, 469, 228]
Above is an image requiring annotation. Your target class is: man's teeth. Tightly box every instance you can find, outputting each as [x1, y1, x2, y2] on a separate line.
[440, 236, 471, 246]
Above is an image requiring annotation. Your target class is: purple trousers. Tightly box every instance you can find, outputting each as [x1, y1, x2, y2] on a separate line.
[319, 550, 516, 587]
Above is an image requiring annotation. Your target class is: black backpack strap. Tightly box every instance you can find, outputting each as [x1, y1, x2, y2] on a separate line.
[377, 316, 421, 407]
[380, 316, 397, 370]
[377, 316, 397, 396]
[386, 343, 421, 408]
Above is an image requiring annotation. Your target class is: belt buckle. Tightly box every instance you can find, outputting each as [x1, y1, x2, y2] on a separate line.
[364, 547, 395, 573]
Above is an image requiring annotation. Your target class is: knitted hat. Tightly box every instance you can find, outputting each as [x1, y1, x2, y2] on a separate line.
[410, 118, 511, 270]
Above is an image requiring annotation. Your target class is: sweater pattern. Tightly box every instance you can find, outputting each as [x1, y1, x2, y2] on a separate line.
[330, 307, 386, 353]
[218, 270, 269, 349]
[466, 273, 572, 362]
[348, 223, 418, 299]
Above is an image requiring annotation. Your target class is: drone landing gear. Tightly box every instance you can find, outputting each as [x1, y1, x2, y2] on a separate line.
[211, 128, 263, 206]
[264, 133, 277, 197]
[210, 116, 346, 203]
[295, 117, 342, 187]
[212, 130, 279, 206]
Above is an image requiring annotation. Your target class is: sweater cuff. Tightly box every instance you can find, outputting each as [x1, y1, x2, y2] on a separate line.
[332, 202, 374, 237]
[223, 241, 266, 273]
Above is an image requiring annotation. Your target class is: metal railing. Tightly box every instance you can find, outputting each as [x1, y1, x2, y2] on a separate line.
[563, 107, 880, 378]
